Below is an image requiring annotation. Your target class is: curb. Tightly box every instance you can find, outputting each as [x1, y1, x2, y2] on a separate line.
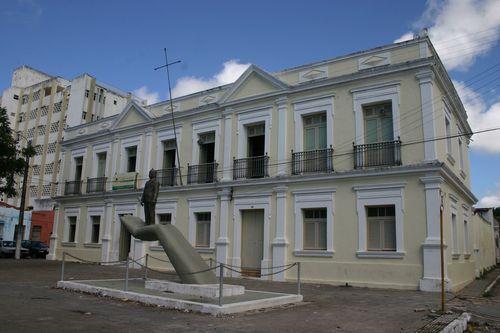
[441, 313, 470, 333]
[482, 274, 500, 297]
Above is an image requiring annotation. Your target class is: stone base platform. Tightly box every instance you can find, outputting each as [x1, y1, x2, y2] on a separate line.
[145, 279, 245, 298]
[57, 279, 302, 315]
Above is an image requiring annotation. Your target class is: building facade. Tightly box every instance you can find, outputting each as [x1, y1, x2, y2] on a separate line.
[0, 66, 142, 228]
[0, 202, 32, 242]
[50, 35, 495, 291]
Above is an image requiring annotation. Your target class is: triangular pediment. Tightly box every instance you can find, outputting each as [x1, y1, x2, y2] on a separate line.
[110, 101, 153, 130]
[221, 65, 288, 103]
[361, 55, 387, 66]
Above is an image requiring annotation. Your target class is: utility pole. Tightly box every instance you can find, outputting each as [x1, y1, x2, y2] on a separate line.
[439, 190, 445, 313]
[15, 140, 31, 260]
[154, 48, 183, 185]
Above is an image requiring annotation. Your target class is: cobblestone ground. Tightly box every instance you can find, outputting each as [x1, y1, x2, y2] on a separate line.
[0, 259, 497, 333]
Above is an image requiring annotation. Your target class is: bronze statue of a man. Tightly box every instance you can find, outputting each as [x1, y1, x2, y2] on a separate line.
[141, 169, 159, 225]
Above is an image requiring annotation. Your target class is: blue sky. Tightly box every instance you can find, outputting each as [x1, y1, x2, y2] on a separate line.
[1, 0, 499, 206]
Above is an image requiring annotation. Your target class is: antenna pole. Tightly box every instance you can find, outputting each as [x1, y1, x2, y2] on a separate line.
[155, 48, 183, 185]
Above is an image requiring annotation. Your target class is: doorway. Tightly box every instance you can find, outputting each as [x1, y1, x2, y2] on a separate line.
[118, 213, 132, 261]
[241, 209, 264, 277]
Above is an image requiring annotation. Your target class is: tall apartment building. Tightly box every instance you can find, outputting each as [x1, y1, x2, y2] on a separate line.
[49, 35, 496, 291]
[0, 66, 142, 240]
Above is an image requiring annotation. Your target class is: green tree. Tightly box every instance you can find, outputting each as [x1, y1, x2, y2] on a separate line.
[0, 107, 34, 198]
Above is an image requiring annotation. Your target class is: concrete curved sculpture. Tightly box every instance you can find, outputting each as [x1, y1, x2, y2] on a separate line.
[120, 215, 217, 284]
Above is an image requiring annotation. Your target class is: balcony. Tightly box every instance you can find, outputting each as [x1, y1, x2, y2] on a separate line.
[157, 168, 178, 187]
[86, 177, 107, 194]
[292, 147, 334, 175]
[233, 155, 269, 180]
[187, 162, 218, 184]
[64, 180, 82, 195]
[353, 139, 401, 169]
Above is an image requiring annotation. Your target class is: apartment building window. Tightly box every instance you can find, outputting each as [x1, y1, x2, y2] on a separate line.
[74, 156, 83, 180]
[303, 208, 327, 250]
[42, 184, 51, 197]
[53, 102, 62, 113]
[364, 103, 393, 143]
[50, 121, 60, 133]
[366, 205, 396, 251]
[90, 216, 100, 243]
[47, 142, 57, 154]
[13, 94, 19, 100]
[82, 111, 87, 120]
[45, 162, 54, 174]
[96, 152, 107, 177]
[195, 212, 211, 248]
[29, 185, 38, 196]
[67, 216, 77, 243]
[85, 90, 89, 98]
[22, 95, 29, 104]
[158, 213, 172, 225]
[18, 112, 25, 123]
[113, 100, 117, 105]
[303, 113, 327, 151]
[126, 146, 137, 172]
[34, 145, 43, 155]
[33, 90, 40, 101]
[32, 165, 40, 176]
[27, 127, 35, 138]
[451, 213, 458, 254]
[445, 117, 452, 154]
[40, 106, 49, 117]
[37, 124, 46, 136]
[29, 108, 38, 120]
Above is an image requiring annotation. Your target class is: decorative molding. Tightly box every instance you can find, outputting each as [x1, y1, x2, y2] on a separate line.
[358, 52, 391, 70]
[293, 250, 334, 257]
[356, 251, 405, 259]
[198, 94, 218, 106]
[299, 66, 328, 82]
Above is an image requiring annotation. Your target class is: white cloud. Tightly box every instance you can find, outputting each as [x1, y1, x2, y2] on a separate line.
[394, 32, 414, 43]
[453, 80, 500, 153]
[478, 194, 500, 208]
[171, 60, 250, 98]
[394, 0, 500, 71]
[133, 86, 159, 105]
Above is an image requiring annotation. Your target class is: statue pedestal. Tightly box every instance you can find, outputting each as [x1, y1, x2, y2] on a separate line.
[145, 279, 245, 298]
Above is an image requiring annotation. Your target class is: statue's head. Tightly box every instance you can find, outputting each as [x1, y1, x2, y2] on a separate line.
[149, 169, 157, 179]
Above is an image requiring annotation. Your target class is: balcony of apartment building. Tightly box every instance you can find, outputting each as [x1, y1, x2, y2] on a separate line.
[187, 131, 218, 184]
[353, 102, 401, 169]
[292, 113, 334, 175]
[64, 156, 83, 195]
[233, 123, 269, 180]
[86, 151, 107, 194]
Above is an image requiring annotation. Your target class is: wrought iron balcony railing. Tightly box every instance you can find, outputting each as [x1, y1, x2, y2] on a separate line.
[64, 180, 82, 195]
[187, 162, 218, 184]
[233, 155, 269, 180]
[353, 139, 402, 169]
[157, 168, 178, 187]
[86, 177, 107, 194]
[292, 147, 334, 175]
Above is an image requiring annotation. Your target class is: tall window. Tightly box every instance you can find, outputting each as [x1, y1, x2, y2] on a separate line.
[303, 113, 327, 151]
[158, 213, 172, 225]
[367, 205, 396, 251]
[451, 213, 458, 254]
[68, 216, 77, 243]
[463, 220, 469, 255]
[74, 157, 83, 181]
[126, 146, 137, 172]
[195, 212, 211, 248]
[363, 103, 393, 143]
[445, 117, 452, 154]
[96, 152, 107, 177]
[198, 132, 215, 164]
[303, 208, 327, 250]
[162, 140, 177, 169]
[246, 123, 265, 157]
[90, 216, 100, 243]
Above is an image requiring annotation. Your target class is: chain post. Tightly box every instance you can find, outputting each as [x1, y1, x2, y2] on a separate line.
[125, 257, 130, 291]
[218, 264, 224, 306]
[61, 252, 66, 281]
[297, 262, 301, 296]
[144, 254, 149, 280]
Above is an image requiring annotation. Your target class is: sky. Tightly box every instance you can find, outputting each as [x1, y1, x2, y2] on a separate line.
[0, 0, 499, 207]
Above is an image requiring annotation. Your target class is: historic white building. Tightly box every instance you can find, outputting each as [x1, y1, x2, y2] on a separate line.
[49, 35, 496, 291]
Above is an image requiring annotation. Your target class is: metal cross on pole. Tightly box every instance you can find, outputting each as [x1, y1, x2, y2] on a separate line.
[154, 48, 183, 185]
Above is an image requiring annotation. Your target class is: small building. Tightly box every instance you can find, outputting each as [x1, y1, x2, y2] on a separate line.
[30, 210, 54, 245]
[0, 202, 32, 242]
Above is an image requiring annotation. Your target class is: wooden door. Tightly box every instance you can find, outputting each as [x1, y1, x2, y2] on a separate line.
[241, 210, 264, 277]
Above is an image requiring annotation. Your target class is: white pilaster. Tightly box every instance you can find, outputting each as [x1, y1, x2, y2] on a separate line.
[416, 71, 437, 162]
[100, 201, 113, 263]
[222, 112, 233, 182]
[47, 205, 60, 260]
[272, 186, 288, 281]
[216, 188, 231, 276]
[276, 98, 288, 177]
[419, 176, 450, 291]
